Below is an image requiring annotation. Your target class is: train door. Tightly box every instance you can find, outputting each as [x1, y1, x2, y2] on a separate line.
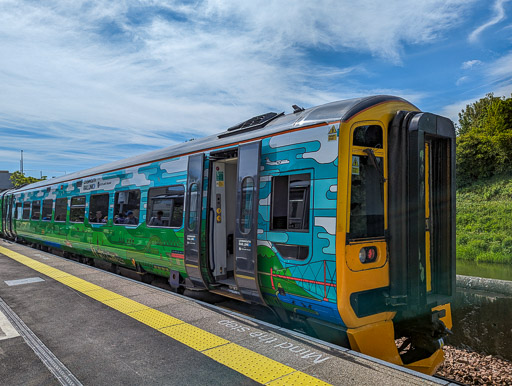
[3, 193, 14, 238]
[184, 153, 207, 288]
[207, 142, 264, 304]
[0, 192, 6, 235]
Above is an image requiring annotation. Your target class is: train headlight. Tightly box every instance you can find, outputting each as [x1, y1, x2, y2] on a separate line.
[358, 248, 366, 263]
[359, 247, 378, 264]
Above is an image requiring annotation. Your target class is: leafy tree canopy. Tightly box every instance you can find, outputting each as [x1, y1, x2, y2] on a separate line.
[10, 171, 47, 188]
[456, 93, 512, 185]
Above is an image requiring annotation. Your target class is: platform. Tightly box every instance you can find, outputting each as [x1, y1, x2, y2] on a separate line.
[0, 240, 449, 385]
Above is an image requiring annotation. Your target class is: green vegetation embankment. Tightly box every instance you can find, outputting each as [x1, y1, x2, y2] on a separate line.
[457, 173, 512, 263]
[455, 94, 512, 264]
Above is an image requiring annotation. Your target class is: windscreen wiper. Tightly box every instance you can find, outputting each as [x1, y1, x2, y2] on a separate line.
[363, 148, 386, 185]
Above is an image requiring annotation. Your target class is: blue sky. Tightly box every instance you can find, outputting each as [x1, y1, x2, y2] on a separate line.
[0, 0, 511, 178]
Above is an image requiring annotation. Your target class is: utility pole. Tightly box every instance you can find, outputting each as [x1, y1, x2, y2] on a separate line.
[20, 150, 23, 174]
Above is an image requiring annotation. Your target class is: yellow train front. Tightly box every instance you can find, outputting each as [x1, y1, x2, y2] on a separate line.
[330, 99, 455, 374]
[0, 96, 455, 375]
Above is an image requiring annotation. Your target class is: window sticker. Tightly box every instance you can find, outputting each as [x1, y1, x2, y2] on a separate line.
[216, 170, 224, 187]
[352, 156, 360, 175]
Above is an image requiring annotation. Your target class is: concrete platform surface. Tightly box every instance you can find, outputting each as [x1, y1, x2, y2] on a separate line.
[0, 240, 448, 385]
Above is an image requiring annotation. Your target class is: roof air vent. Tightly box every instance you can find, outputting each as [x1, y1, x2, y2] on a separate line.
[219, 112, 284, 138]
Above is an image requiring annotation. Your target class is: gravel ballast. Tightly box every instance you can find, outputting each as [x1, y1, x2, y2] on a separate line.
[436, 345, 512, 385]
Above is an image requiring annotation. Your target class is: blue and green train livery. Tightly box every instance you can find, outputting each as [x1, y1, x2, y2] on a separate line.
[0, 96, 456, 374]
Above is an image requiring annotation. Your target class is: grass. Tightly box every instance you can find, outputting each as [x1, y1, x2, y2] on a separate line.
[456, 172, 512, 264]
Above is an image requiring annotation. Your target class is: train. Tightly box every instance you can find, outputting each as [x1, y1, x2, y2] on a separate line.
[0, 95, 455, 375]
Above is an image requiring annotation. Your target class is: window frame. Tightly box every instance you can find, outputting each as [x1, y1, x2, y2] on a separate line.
[186, 183, 199, 231]
[146, 185, 185, 229]
[347, 122, 387, 242]
[270, 172, 311, 233]
[42, 199, 53, 221]
[89, 193, 110, 224]
[31, 200, 41, 221]
[22, 201, 31, 220]
[54, 197, 68, 222]
[240, 177, 255, 234]
[69, 195, 86, 223]
[113, 189, 141, 226]
[14, 202, 22, 220]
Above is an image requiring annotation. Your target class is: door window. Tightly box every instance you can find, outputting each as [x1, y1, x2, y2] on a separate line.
[187, 183, 199, 231]
[240, 177, 254, 234]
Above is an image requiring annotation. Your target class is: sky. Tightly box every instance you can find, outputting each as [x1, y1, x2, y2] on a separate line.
[0, 0, 511, 179]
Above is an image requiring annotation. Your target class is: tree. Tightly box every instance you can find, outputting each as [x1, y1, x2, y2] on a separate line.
[456, 94, 512, 185]
[10, 171, 47, 188]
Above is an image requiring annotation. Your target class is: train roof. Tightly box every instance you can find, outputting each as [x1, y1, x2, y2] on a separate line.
[15, 95, 412, 192]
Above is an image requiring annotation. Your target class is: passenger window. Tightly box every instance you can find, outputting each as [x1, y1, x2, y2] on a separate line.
[42, 199, 53, 221]
[240, 177, 254, 234]
[89, 193, 109, 224]
[54, 198, 68, 222]
[31, 201, 41, 220]
[353, 125, 383, 148]
[187, 183, 199, 231]
[70, 196, 86, 222]
[114, 190, 140, 225]
[15, 203, 22, 220]
[147, 185, 184, 228]
[271, 174, 310, 231]
[349, 155, 384, 239]
[22, 202, 31, 220]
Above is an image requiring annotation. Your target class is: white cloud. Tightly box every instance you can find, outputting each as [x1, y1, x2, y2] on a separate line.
[456, 76, 470, 86]
[461, 60, 482, 69]
[469, 0, 511, 43]
[442, 51, 512, 123]
[0, 0, 479, 174]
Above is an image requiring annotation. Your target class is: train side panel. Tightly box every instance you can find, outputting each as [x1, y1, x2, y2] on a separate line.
[12, 158, 190, 280]
[256, 122, 342, 326]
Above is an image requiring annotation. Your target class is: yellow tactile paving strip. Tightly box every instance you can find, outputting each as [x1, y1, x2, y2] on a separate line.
[0, 246, 330, 385]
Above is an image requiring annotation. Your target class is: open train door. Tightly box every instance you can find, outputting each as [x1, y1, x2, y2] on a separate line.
[234, 141, 265, 304]
[184, 153, 207, 288]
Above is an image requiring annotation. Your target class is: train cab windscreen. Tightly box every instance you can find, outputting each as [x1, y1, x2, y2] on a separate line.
[349, 124, 385, 240]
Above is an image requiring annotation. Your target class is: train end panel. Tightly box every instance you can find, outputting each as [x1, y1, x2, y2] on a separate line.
[335, 100, 456, 375]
